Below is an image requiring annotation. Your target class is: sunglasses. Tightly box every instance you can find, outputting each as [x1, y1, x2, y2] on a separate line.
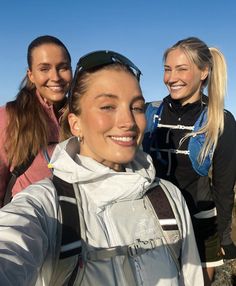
[76, 50, 141, 80]
[68, 50, 142, 111]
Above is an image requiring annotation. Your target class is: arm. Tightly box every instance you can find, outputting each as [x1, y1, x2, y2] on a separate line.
[211, 111, 236, 254]
[0, 179, 59, 285]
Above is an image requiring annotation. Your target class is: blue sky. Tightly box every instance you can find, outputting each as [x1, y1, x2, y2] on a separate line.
[1, 0, 236, 117]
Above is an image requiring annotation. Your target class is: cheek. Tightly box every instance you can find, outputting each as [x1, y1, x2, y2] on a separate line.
[163, 73, 168, 84]
[82, 113, 112, 135]
[136, 116, 146, 137]
[31, 75, 46, 86]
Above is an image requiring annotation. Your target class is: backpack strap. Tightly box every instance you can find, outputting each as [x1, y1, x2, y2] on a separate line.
[3, 154, 36, 206]
[3, 147, 54, 206]
[52, 176, 81, 259]
[188, 107, 213, 176]
[142, 101, 163, 154]
[146, 182, 182, 273]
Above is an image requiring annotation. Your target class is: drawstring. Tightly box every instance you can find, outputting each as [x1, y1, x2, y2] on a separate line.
[43, 149, 53, 173]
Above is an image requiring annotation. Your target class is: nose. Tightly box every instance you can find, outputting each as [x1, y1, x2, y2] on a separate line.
[117, 108, 136, 129]
[50, 68, 61, 81]
[164, 70, 178, 84]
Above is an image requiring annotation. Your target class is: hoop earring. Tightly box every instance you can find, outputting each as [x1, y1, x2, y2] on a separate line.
[78, 135, 84, 143]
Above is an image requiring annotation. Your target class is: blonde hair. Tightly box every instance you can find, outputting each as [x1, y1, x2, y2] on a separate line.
[163, 37, 227, 163]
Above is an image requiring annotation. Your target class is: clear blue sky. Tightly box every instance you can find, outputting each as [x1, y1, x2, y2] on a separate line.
[1, 0, 236, 117]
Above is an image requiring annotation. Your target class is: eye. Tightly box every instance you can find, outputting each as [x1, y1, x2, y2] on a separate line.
[131, 104, 145, 113]
[40, 67, 50, 73]
[178, 68, 188, 71]
[100, 105, 115, 110]
[58, 64, 71, 72]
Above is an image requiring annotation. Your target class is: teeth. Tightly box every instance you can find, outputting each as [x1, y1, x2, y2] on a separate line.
[170, 85, 183, 90]
[48, 86, 63, 92]
[111, 136, 133, 142]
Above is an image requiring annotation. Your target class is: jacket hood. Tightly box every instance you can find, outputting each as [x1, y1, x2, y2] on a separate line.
[49, 137, 156, 200]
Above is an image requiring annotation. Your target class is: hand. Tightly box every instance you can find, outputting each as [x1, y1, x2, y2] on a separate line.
[221, 242, 236, 260]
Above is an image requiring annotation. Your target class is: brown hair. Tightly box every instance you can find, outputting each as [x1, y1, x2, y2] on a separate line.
[5, 35, 72, 166]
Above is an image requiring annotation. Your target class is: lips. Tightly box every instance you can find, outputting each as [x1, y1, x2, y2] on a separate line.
[111, 136, 134, 142]
[47, 85, 65, 92]
[110, 135, 136, 146]
[169, 84, 185, 91]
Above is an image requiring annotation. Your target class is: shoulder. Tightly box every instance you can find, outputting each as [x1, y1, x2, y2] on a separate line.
[158, 178, 184, 202]
[0, 105, 8, 128]
[12, 178, 59, 216]
[224, 109, 236, 125]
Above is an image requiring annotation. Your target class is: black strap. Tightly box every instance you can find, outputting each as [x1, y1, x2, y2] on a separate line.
[146, 185, 178, 231]
[3, 154, 36, 206]
[52, 175, 81, 286]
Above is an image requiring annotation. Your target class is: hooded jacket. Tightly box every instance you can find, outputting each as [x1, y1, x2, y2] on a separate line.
[0, 137, 203, 285]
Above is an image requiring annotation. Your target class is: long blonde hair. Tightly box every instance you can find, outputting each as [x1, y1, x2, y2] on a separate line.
[163, 37, 227, 163]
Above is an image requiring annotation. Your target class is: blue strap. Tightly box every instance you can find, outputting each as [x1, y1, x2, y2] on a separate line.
[143, 101, 163, 153]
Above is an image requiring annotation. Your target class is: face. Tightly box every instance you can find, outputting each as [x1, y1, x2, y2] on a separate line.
[163, 48, 208, 105]
[27, 43, 72, 105]
[69, 69, 146, 171]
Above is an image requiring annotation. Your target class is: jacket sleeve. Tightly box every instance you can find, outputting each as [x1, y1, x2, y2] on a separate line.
[0, 180, 59, 285]
[211, 111, 236, 247]
[0, 106, 11, 206]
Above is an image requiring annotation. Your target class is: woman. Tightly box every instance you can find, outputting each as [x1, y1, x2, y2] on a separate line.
[143, 37, 236, 285]
[0, 35, 72, 206]
[0, 50, 203, 285]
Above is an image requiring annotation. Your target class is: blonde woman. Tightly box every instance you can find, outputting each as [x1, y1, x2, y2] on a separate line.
[143, 37, 236, 285]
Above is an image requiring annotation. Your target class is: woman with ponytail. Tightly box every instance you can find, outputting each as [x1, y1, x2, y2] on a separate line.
[0, 35, 72, 206]
[144, 37, 236, 285]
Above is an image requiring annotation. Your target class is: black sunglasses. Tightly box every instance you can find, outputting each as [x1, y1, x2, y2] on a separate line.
[68, 50, 142, 112]
[76, 50, 142, 80]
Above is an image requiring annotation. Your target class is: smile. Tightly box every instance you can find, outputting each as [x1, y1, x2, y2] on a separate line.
[47, 86, 64, 92]
[111, 136, 134, 142]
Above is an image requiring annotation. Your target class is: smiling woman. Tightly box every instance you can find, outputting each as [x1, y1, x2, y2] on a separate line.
[143, 36, 236, 286]
[0, 50, 204, 285]
[0, 35, 72, 206]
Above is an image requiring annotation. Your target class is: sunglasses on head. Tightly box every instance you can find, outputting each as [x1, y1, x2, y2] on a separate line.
[68, 50, 142, 112]
[76, 50, 142, 80]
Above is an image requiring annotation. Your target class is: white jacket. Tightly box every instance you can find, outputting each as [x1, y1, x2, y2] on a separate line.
[0, 137, 204, 285]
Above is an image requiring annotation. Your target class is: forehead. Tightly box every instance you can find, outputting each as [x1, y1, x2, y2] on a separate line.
[31, 43, 68, 64]
[85, 68, 141, 94]
[165, 48, 192, 66]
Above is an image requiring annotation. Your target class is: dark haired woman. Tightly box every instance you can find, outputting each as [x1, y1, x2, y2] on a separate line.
[0, 35, 72, 206]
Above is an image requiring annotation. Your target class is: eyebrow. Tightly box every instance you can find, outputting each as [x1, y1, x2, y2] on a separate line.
[94, 94, 144, 101]
[164, 64, 189, 68]
[37, 61, 69, 68]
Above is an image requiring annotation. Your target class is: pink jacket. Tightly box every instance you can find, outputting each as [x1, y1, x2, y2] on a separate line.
[0, 94, 61, 205]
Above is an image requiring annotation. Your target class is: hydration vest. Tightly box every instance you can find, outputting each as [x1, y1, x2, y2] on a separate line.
[142, 101, 213, 176]
[53, 175, 183, 285]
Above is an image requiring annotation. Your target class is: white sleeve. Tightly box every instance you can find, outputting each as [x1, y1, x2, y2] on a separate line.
[0, 179, 59, 286]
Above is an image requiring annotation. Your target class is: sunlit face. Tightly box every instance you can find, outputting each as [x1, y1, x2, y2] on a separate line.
[163, 48, 208, 105]
[69, 69, 146, 171]
[27, 43, 72, 105]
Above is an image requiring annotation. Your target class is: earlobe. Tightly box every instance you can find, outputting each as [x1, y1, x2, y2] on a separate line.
[201, 67, 209, 81]
[27, 69, 34, 83]
[68, 113, 81, 136]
